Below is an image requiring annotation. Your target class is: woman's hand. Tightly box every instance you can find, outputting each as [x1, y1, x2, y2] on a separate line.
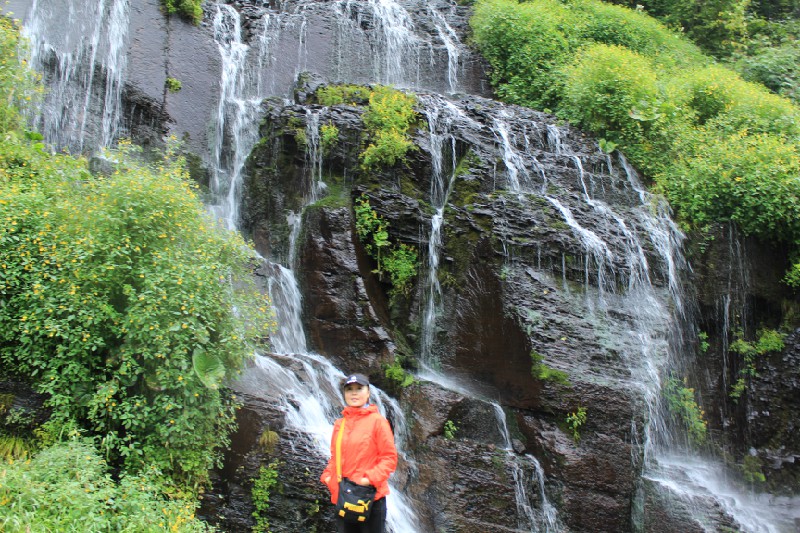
[323, 475, 331, 484]
[357, 477, 371, 486]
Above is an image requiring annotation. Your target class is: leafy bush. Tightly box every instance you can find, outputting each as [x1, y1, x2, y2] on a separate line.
[737, 40, 800, 105]
[360, 86, 418, 169]
[0, 136, 275, 488]
[565, 406, 587, 443]
[163, 0, 203, 24]
[0, 439, 212, 532]
[663, 376, 707, 445]
[252, 461, 281, 533]
[665, 132, 800, 243]
[561, 44, 659, 140]
[316, 84, 372, 107]
[320, 122, 339, 155]
[0, 16, 41, 135]
[728, 328, 785, 400]
[471, 0, 575, 109]
[443, 420, 458, 440]
[353, 195, 418, 298]
[384, 359, 415, 388]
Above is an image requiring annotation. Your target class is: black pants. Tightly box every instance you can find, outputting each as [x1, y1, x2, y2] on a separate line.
[336, 496, 387, 533]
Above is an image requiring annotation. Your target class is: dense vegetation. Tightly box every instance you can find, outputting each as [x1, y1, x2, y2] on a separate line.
[162, 0, 203, 24]
[1, 14, 273, 529]
[471, 0, 800, 285]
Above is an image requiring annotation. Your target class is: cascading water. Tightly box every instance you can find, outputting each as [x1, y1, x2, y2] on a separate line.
[207, 6, 422, 531]
[21, 0, 129, 153]
[210, 4, 275, 231]
[492, 403, 562, 533]
[415, 94, 563, 531]
[332, 0, 464, 93]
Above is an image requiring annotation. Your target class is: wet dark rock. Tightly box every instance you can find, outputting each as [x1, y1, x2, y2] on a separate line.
[298, 204, 397, 372]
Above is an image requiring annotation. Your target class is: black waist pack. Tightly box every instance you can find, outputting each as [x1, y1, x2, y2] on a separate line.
[336, 478, 376, 523]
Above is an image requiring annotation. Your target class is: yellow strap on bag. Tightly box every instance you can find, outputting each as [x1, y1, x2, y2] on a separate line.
[336, 418, 345, 482]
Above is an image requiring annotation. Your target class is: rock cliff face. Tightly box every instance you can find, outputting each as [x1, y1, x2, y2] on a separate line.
[6, 0, 800, 531]
[233, 85, 683, 532]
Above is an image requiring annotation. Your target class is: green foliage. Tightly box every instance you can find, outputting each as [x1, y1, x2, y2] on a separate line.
[663, 376, 707, 445]
[530, 351, 570, 386]
[315, 85, 372, 107]
[361, 129, 415, 169]
[162, 0, 203, 24]
[383, 243, 419, 298]
[166, 77, 183, 93]
[443, 419, 458, 440]
[665, 132, 800, 244]
[384, 359, 415, 388]
[353, 195, 418, 297]
[252, 461, 281, 533]
[729, 328, 784, 400]
[0, 439, 212, 531]
[360, 86, 418, 170]
[742, 454, 766, 483]
[320, 122, 339, 155]
[565, 406, 587, 443]
[470, 0, 800, 284]
[257, 428, 279, 454]
[0, 134, 276, 488]
[562, 44, 659, 140]
[698, 331, 710, 354]
[737, 40, 800, 105]
[0, 16, 42, 135]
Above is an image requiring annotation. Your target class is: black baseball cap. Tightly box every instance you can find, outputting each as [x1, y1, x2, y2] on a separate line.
[343, 373, 369, 388]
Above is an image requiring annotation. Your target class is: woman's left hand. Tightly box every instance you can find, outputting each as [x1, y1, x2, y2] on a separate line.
[357, 477, 371, 486]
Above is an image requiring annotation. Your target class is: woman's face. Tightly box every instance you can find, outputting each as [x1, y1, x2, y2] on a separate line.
[343, 383, 370, 408]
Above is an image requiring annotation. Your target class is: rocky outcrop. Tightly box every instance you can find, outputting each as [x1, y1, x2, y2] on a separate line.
[233, 84, 693, 532]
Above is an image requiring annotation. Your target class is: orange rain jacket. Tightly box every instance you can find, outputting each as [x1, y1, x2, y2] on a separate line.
[320, 404, 398, 504]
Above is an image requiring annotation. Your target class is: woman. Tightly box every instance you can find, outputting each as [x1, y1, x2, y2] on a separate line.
[321, 373, 398, 533]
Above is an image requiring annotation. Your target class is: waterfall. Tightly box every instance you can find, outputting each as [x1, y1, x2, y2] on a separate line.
[493, 403, 562, 533]
[209, 4, 274, 231]
[208, 6, 422, 530]
[418, 95, 460, 369]
[21, 0, 130, 153]
[332, 0, 464, 92]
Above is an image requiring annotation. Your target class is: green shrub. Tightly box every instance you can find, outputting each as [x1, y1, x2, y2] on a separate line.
[737, 40, 800, 105]
[353, 195, 418, 298]
[316, 85, 371, 107]
[384, 358, 415, 388]
[561, 43, 659, 141]
[443, 420, 458, 440]
[729, 328, 785, 400]
[361, 129, 415, 170]
[252, 461, 281, 533]
[0, 16, 41, 135]
[163, 0, 203, 24]
[320, 122, 339, 155]
[471, 0, 575, 109]
[0, 136, 275, 488]
[0, 439, 212, 531]
[565, 406, 587, 443]
[664, 132, 800, 243]
[166, 77, 183, 93]
[360, 86, 418, 170]
[663, 375, 707, 445]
